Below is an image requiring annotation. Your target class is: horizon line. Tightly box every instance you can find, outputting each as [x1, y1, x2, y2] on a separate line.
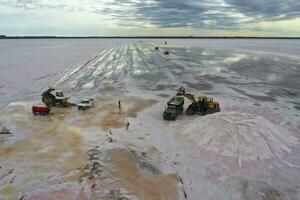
[1, 35, 300, 39]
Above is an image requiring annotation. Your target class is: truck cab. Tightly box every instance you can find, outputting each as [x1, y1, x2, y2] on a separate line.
[55, 91, 64, 99]
[163, 104, 178, 120]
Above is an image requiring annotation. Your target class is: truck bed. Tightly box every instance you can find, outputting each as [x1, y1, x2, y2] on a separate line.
[167, 96, 184, 106]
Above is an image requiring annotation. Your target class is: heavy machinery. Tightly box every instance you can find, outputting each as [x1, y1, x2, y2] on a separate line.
[163, 96, 184, 120]
[41, 88, 71, 107]
[77, 98, 95, 110]
[32, 105, 50, 115]
[177, 87, 220, 115]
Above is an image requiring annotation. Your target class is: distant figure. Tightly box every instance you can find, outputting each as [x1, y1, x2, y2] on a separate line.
[126, 121, 130, 130]
[165, 41, 167, 45]
[118, 100, 121, 109]
[109, 130, 112, 135]
[0, 125, 10, 134]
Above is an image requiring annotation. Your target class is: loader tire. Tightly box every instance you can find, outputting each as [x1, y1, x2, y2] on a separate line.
[205, 109, 214, 114]
[186, 106, 195, 115]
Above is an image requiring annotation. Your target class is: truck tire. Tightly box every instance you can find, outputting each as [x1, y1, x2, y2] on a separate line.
[78, 106, 85, 110]
[42, 95, 55, 107]
[180, 107, 184, 113]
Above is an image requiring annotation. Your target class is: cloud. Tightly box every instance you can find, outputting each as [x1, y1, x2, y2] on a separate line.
[93, 0, 243, 29]
[0, 0, 300, 30]
[93, 0, 300, 29]
[225, 0, 300, 21]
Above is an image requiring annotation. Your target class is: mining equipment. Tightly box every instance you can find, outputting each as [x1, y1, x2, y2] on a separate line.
[163, 96, 184, 120]
[41, 88, 71, 107]
[77, 98, 95, 110]
[32, 105, 50, 115]
[177, 87, 220, 115]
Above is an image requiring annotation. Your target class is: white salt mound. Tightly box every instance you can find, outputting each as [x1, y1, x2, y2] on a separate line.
[183, 111, 298, 165]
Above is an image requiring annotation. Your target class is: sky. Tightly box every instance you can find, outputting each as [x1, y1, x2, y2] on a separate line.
[0, 0, 299, 37]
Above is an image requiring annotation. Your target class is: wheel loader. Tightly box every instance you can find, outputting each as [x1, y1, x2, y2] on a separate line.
[185, 96, 220, 115]
[163, 87, 220, 120]
[41, 88, 71, 107]
[177, 87, 220, 115]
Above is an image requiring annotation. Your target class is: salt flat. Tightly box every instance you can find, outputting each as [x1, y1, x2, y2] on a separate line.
[0, 40, 299, 200]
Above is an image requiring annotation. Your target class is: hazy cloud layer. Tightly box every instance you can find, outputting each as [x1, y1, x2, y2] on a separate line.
[1, 0, 300, 29]
[93, 0, 244, 29]
[225, 0, 300, 20]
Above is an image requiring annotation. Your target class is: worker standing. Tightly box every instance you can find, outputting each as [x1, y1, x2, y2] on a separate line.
[0, 125, 10, 134]
[118, 100, 121, 109]
[126, 121, 130, 130]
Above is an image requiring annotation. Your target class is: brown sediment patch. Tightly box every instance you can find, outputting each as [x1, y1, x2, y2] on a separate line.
[33, 125, 85, 169]
[0, 139, 32, 158]
[0, 185, 17, 198]
[49, 107, 73, 120]
[0, 124, 85, 171]
[75, 96, 157, 131]
[0, 135, 8, 145]
[0, 93, 156, 199]
[0, 117, 86, 199]
[111, 149, 181, 200]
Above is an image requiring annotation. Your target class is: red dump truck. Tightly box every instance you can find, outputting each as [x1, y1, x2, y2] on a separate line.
[32, 105, 50, 115]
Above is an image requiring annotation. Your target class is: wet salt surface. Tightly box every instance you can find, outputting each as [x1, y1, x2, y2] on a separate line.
[0, 41, 300, 200]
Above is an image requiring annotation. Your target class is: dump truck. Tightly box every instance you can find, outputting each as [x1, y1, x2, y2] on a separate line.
[163, 96, 184, 120]
[178, 87, 220, 115]
[32, 105, 50, 115]
[41, 88, 71, 107]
